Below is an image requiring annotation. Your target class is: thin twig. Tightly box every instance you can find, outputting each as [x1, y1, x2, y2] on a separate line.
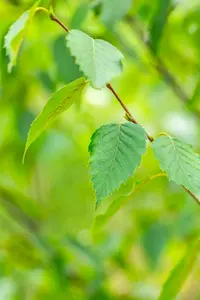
[48, 4, 70, 33]
[183, 187, 200, 205]
[106, 83, 154, 142]
[49, 12, 69, 33]
[47, 9, 200, 207]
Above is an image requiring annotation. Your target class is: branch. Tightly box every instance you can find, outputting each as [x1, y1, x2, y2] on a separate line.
[183, 187, 200, 205]
[49, 6, 69, 33]
[106, 83, 154, 142]
[46, 8, 200, 207]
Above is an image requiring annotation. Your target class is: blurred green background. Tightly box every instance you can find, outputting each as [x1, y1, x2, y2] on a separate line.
[0, 0, 200, 299]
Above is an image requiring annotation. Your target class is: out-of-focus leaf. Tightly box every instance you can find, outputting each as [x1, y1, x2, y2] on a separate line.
[67, 30, 123, 89]
[149, 0, 171, 53]
[4, 1, 40, 72]
[153, 135, 200, 196]
[95, 194, 126, 228]
[159, 239, 200, 300]
[66, 237, 102, 271]
[89, 123, 147, 207]
[23, 77, 87, 161]
[0, 183, 42, 231]
[189, 78, 200, 108]
[37, 71, 55, 93]
[100, 0, 132, 28]
[70, 3, 90, 29]
[53, 35, 83, 84]
[142, 222, 169, 268]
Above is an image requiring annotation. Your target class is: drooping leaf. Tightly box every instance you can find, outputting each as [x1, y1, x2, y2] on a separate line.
[159, 239, 200, 300]
[100, 0, 133, 28]
[23, 77, 87, 162]
[149, 0, 172, 53]
[89, 123, 147, 207]
[142, 222, 169, 268]
[4, 1, 40, 72]
[66, 30, 123, 89]
[153, 135, 200, 195]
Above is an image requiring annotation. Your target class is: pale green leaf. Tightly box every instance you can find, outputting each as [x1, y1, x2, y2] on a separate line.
[159, 239, 200, 300]
[101, 0, 133, 28]
[89, 123, 147, 207]
[153, 135, 200, 195]
[4, 1, 40, 72]
[23, 77, 87, 162]
[66, 30, 123, 89]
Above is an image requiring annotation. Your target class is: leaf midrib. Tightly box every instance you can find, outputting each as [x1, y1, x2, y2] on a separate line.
[97, 124, 121, 199]
[169, 136, 194, 190]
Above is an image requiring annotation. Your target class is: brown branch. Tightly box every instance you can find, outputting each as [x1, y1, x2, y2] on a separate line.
[49, 8, 69, 33]
[47, 9, 200, 207]
[106, 83, 154, 142]
[183, 187, 200, 206]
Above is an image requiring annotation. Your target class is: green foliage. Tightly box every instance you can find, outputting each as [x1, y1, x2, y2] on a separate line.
[66, 29, 123, 88]
[4, 1, 40, 72]
[159, 239, 200, 300]
[53, 35, 83, 84]
[70, 3, 90, 29]
[23, 77, 87, 161]
[89, 123, 147, 206]
[100, 0, 132, 28]
[153, 135, 200, 195]
[149, 0, 171, 53]
[1, 0, 200, 298]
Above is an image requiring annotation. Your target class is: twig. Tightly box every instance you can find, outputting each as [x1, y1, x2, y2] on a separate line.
[49, 7, 69, 33]
[46, 7, 200, 207]
[183, 187, 200, 205]
[106, 83, 154, 142]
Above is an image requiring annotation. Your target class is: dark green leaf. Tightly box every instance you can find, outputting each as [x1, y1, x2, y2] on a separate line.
[70, 3, 90, 29]
[89, 123, 147, 207]
[53, 35, 83, 84]
[149, 0, 171, 53]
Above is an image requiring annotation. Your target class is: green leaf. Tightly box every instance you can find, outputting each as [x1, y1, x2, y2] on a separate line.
[66, 30, 123, 89]
[153, 135, 200, 195]
[53, 35, 83, 84]
[159, 239, 200, 300]
[89, 123, 147, 207]
[23, 77, 87, 162]
[70, 3, 90, 29]
[150, 0, 171, 53]
[100, 0, 133, 28]
[142, 222, 169, 268]
[4, 1, 40, 72]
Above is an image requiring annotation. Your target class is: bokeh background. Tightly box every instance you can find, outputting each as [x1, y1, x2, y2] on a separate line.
[0, 0, 200, 298]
